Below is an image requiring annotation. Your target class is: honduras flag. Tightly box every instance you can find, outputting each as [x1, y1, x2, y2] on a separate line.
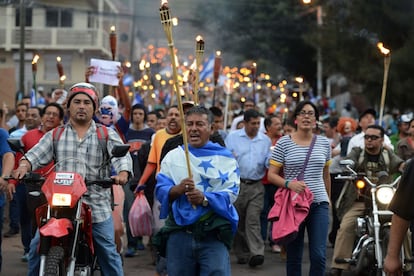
[30, 88, 37, 107]
[132, 92, 143, 105]
[199, 53, 215, 82]
[156, 142, 240, 233]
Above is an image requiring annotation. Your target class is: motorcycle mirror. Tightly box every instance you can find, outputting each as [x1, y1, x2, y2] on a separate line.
[339, 159, 355, 167]
[111, 144, 130, 158]
[7, 138, 25, 154]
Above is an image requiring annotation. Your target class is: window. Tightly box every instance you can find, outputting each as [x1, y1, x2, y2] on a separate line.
[15, 8, 32, 26]
[46, 8, 73, 27]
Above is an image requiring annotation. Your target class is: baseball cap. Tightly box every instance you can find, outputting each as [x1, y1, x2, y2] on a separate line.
[400, 113, 413, 123]
[359, 108, 377, 121]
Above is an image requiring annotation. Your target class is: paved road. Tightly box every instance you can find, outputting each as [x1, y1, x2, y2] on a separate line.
[2, 233, 339, 275]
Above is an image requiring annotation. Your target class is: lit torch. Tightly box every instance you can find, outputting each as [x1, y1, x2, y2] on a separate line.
[193, 35, 204, 105]
[251, 62, 257, 104]
[212, 50, 221, 106]
[377, 42, 391, 125]
[160, 0, 192, 180]
[110, 25, 117, 61]
[56, 56, 65, 88]
[32, 54, 40, 104]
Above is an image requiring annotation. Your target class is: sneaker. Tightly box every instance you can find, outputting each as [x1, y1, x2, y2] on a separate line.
[271, 244, 281, 253]
[21, 253, 29, 262]
[248, 255, 264, 267]
[326, 268, 343, 276]
[4, 228, 19, 238]
[136, 242, 145, 251]
[124, 247, 136, 258]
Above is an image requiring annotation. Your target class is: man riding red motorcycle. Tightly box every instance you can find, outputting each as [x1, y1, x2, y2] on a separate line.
[13, 82, 133, 276]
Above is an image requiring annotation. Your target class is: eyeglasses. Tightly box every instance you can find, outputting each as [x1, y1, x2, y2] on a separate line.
[298, 110, 315, 117]
[44, 111, 60, 118]
[364, 135, 381, 141]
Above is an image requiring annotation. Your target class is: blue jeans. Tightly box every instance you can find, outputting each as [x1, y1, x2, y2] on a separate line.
[167, 231, 231, 276]
[28, 216, 123, 276]
[15, 183, 32, 253]
[286, 202, 329, 276]
[8, 194, 19, 231]
[260, 184, 278, 241]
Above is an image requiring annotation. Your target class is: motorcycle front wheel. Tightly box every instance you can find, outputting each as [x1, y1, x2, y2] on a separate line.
[44, 246, 66, 276]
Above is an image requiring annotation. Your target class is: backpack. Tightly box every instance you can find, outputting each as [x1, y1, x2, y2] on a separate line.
[52, 123, 109, 160]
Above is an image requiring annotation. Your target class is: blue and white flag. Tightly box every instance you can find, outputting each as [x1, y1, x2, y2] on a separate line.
[30, 88, 37, 107]
[199, 53, 215, 82]
[132, 92, 143, 105]
[156, 141, 240, 232]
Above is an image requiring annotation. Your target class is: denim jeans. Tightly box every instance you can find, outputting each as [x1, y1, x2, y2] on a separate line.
[28, 216, 123, 276]
[8, 195, 19, 231]
[166, 231, 231, 276]
[286, 201, 329, 276]
[260, 184, 278, 241]
[15, 183, 32, 253]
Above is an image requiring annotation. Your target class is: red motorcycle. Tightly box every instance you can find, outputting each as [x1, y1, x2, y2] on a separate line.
[8, 139, 129, 276]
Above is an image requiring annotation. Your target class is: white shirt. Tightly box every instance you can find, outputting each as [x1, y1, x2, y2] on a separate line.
[346, 131, 393, 155]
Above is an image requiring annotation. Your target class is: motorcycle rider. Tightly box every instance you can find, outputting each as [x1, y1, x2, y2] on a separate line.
[327, 125, 405, 276]
[13, 82, 133, 276]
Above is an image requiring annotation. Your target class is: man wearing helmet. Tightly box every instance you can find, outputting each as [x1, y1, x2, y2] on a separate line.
[13, 82, 133, 276]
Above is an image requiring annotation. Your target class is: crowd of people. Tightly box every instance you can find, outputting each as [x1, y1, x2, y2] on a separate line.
[0, 66, 413, 276]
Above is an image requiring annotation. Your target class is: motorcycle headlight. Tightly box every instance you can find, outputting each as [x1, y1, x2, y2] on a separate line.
[52, 193, 72, 206]
[376, 186, 394, 205]
[356, 179, 365, 189]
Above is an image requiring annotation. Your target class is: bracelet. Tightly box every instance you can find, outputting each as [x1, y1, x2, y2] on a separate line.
[284, 180, 290, 188]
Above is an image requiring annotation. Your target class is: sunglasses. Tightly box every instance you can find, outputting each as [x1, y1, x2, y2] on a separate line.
[364, 135, 381, 141]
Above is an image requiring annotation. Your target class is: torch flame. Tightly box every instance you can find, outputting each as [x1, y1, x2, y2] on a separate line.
[216, 51, 221, 57]
[196, 35, 203, 42]
[161, 0, 168, 7]
[56, 56, 61, 63]
[377, 42, 390, 55]
[110, 25, 116, 33]
[32, 55, 39, 65]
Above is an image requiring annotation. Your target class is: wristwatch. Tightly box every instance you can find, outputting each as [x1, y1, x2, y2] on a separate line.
[202, 196, 209, 207]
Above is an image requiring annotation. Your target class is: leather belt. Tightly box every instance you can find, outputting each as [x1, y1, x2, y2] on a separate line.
[240, 178, 261, 185]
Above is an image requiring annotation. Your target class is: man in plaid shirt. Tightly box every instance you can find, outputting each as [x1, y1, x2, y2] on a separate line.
[14, 82, 132, 276]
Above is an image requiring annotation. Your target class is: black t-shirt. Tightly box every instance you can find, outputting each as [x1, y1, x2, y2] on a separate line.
[389, 159, 414, 220]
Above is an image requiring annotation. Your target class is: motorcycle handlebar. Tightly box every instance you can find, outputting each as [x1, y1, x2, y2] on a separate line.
[85, 178, 114, 189]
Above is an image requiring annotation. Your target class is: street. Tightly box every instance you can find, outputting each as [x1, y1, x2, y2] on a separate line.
[2, 232, 340, 275]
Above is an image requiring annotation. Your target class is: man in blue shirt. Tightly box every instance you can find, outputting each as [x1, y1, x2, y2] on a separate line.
[225, 109, 271, 267]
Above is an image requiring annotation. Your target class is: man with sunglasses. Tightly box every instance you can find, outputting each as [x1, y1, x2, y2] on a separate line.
[346, 108, 393, 155]
[328, 125, 404, 276]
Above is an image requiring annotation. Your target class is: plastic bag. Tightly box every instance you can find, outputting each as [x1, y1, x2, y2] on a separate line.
[128, 193, 153, 237]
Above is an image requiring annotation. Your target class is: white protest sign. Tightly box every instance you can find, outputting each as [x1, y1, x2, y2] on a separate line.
[89, 58, 121, 86]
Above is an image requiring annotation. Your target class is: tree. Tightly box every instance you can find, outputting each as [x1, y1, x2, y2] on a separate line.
[194, 0, 414, 110]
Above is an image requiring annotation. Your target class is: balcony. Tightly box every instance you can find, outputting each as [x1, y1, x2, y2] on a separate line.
[0, 26, 111, 56]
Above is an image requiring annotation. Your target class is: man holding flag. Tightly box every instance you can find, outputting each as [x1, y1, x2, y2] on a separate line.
[154, 106, 240, 276]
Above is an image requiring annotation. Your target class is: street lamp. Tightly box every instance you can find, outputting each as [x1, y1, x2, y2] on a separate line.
[302, 0, 323, 97]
